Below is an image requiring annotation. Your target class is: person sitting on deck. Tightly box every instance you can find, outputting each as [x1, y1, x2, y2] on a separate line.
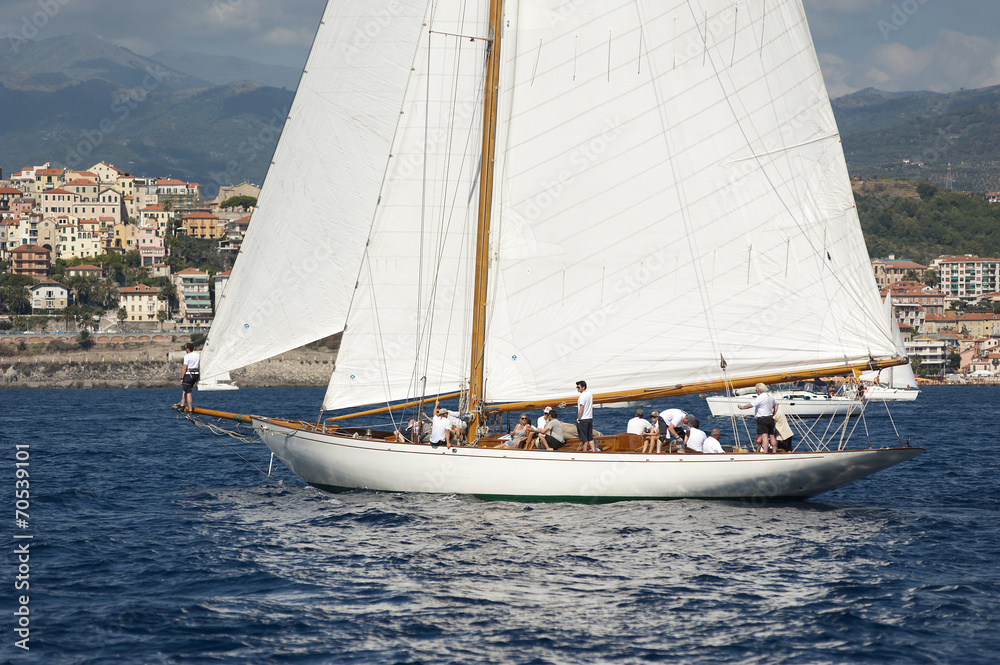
[685, 417, 707, 452]
[395, 418, 425, 443]
[703, 429, 725, 454]
[536, 406, 551, 429]
[528, 409, 566, 451]
[640, 411, 666, 453]
[494, 413, 531, 448]
[627, 409, 652, 436]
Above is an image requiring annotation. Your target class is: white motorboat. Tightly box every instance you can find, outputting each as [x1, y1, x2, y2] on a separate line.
[705, 382, 862, 418]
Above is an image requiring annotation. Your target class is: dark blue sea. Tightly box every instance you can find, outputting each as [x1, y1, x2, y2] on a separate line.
[3, 386, 999, 664]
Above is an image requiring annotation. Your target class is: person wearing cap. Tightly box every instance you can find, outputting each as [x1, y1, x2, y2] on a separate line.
[423, 400, 454, 449]
[738, 382, 778, 453]
[536, 406, 551, 429]
[626, 409, 652, 436]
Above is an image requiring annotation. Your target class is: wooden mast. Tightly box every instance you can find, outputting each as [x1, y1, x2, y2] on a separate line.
[467, 0, 503, 441]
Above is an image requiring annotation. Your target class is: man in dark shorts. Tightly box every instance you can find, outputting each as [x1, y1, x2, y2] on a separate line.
[738, 382, 778, 453]
[178, 342, 200, 412]
[532, 409, 566, 451]
[576, 380, 597, 452]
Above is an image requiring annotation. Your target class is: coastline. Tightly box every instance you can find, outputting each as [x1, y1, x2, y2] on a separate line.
[1, 341, 334, 389]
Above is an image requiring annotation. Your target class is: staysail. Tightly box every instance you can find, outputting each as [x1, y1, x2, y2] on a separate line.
[201, 0, 432, 378]
[320, 0, 898, 411]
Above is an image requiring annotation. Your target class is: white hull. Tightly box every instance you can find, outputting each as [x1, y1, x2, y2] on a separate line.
[254, 418, 921, 501]
[198, 382, 239, 391]
[705, 394, 861, 417]
[862, 386, 919, 402]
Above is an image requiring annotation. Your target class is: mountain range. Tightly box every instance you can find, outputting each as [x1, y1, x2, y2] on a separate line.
[2, 33, 1000, 197]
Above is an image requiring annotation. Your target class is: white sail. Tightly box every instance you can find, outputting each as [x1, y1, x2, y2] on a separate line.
[321, 3, 491, 411]
[862, 296, 918, 389]
[202, 0, 431, 378]
[321, 0, 897, 411]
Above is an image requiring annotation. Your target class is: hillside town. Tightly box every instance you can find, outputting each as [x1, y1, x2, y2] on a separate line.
[1, 162, 1000, 381]
[0, 161, 255, 334]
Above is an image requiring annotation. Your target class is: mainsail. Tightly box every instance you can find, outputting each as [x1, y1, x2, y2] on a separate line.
[206, 0, 899, 415]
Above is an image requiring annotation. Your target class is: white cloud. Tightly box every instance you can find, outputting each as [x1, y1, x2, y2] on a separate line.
[823, 28, 1000, 93]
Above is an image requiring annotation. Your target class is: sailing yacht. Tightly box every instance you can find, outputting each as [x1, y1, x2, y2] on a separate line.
[185, 0, 921, 500]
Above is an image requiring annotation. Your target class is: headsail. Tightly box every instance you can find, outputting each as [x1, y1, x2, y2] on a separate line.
[202, 0, 431, 378]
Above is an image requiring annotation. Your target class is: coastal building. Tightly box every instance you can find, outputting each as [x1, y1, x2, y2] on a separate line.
[881, 281, 945, 333]
[66, 264, 104, 279]
[214, 181, 260, 205]
[214, 270, 231, 310]
[155, 179, 201, 212]
[905, 335, 948, 374]
[32, 167, 65, 193]
[871, 256, 927, 289]
[0, 187, 23, 214]
[28, 280, 69, 312]
[179, 211, 223, 240]
[172, 268, 213, 325]
[10, 244, 51, 277]
[107, 223, 139, 252]
[139, 204, 176, 236]
[118, 283, 167, 323]
[930, 255, 1000, 301]
[137, 224, 167, 266]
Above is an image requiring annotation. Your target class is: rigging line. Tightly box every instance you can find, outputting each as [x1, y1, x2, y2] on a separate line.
[690, 2, 896, 353]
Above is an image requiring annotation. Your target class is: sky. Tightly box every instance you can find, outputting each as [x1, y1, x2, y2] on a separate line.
[1, 0, 999, 98]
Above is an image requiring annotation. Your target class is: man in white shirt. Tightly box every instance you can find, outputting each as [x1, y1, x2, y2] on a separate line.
[685, 417, 707, 452]
[536, 406, 551, 429]
[177, 342, 200, 413]
[660, 408, 688, 438]
[576, 380, 597, 452]
[626, 409, 652, 436]
[738, 382, 778, 453]
[423, 400, 454, 449]
[703, 429, 725, 454]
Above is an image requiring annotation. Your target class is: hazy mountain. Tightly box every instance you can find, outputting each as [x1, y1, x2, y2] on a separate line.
[0, 78, 293, 199]
[0, 34, 212, 92]
[151, 50, 300, 91]
[832, 86, 1000, 192]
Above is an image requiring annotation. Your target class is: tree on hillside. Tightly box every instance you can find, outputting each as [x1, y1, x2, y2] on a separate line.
[219, 195, 257, 211]
[916, 182, 938, 201]
[156, 309, 168, 330]
[922, 269, 939, 288]
[1, 287, 31, 315]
